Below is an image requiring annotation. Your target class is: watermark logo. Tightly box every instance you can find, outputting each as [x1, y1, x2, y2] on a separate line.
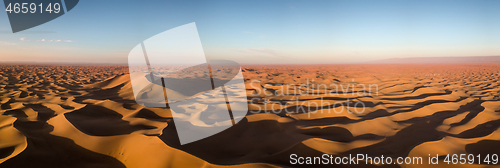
[3, 0, 79, 33]
[248, 79, 378, 117]
[128, 22, 248, 145]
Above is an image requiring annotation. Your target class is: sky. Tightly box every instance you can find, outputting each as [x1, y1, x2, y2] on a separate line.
[1, 0, 500, 64]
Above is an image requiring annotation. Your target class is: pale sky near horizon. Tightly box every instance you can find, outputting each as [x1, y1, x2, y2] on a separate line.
[1, 0, 500, 64]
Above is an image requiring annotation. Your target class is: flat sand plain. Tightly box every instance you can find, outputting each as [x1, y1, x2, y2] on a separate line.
[0, 64, 499, 168]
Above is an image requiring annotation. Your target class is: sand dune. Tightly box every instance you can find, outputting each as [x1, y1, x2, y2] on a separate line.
[0, 64, 499, 167]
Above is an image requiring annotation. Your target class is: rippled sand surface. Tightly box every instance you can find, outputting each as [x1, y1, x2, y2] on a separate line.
[1, 64, 499, 168]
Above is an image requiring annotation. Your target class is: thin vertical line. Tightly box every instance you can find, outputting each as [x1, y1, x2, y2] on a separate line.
[60, 0, 68, 13]
[209, 63, 234, 125]
[221, 86, 236, 125]
[161, 77, 169, 108]
[141, 42, 155, 81]
[207, 64, 215, 90]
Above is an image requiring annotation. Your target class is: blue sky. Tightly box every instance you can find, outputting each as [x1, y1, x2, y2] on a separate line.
[1, 0, 500, 64]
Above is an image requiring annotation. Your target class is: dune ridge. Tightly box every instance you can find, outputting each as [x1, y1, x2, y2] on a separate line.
[0, 64, 499, 167]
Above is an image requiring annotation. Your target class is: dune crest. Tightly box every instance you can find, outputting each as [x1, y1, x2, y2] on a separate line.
[1, 64, 499, 167]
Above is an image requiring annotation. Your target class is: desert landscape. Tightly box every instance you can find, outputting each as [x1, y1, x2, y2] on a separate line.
[0, 63, 499, 168]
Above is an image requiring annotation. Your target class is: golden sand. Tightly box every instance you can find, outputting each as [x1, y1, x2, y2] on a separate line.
[0, 64, 499, 167]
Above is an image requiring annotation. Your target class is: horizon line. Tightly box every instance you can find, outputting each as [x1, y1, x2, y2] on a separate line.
[2, 55, 500, 65]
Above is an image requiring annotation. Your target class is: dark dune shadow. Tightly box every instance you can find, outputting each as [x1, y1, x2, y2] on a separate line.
[296, 126, 384, 142]
[342, 118, 446, 158]
[0, 147, 15, 160]
[65, 104, 157, 136]
[0, 118, 125, 168]
[75, 82, 137, 104]
[159, 117, 381, 167]
[455, 119, 500, 138]
[342, 99, 486, 158]
[380, 90, 452, 101]
[466, 140, 500, 157]
[160, 118, 308, 165]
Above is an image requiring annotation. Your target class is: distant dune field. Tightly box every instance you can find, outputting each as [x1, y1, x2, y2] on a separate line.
[0, 64, 499, 168]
